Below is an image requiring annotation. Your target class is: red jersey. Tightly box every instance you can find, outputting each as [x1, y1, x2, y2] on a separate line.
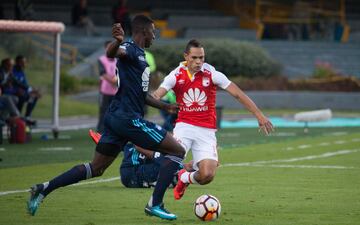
[161, 62, 231, 129]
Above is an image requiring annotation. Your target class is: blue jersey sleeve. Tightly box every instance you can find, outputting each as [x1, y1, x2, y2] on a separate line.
[119, 42, 136, 61]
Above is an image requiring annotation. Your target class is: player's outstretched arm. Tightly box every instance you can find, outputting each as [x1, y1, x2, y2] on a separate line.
[145, 94, 178, 114]
[151, 87, 168, 100]
[107, 23, 126, 58]
[225, 82, 274, 135]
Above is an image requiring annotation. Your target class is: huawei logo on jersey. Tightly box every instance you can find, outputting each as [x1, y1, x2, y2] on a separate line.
[183, 88, 207, 107]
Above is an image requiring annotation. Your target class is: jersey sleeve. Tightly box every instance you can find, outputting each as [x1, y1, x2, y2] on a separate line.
[212, 70, 231, 89]
[160, 70, 177, 91]
[119, 42, 136, 61]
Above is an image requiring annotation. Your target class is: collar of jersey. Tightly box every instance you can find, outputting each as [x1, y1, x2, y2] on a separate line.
[179, 61, 205, 81]
[128, 38, 145, 52]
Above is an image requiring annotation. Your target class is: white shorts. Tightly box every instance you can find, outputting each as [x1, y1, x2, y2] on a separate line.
[173, 122, 218, 170]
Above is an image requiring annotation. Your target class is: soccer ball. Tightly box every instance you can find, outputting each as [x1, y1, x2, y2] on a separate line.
[194, 194, 221, 221]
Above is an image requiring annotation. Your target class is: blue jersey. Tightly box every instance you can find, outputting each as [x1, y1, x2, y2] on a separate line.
[110, 40, 150, 118]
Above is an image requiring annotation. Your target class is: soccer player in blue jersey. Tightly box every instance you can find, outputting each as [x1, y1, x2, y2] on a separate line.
[27, 15, 185, 220]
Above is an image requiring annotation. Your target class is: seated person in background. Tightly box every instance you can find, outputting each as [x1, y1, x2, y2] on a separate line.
[89, 130, 193, 188]
[71, 0, 97, 36]
[0, 87, 21, 120]
[12, 55, 40, 123]
[0, 58, 35, 126]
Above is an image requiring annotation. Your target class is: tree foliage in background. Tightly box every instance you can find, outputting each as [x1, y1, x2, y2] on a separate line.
[150, 39, 282, 78]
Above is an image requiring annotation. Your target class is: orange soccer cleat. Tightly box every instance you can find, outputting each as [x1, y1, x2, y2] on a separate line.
[173, 169, 189, 200]
[89, 129, 101, 144]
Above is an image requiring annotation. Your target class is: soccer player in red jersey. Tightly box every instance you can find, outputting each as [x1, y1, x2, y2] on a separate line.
[152, 39, 274, 200]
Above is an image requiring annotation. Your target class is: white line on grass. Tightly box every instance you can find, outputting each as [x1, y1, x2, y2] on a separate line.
[0, 177, 119, 197]
[0, 189, 29, 196]
[297, 145, 311, 149]
[39, 147, 73, 151]
[222, 149, 359, 166]
[230, 164, 354, 169]
[334, 140, 346, 145]
[1, 150, 358, 197]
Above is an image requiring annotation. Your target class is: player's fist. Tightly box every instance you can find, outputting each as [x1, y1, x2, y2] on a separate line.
[112, 23, 124, 43]
[165, 103, 179, 114]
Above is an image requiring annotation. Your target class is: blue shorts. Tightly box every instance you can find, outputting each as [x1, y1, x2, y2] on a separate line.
[98, 114, 167, 156]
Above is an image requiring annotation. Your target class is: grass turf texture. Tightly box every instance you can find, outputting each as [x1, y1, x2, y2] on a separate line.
[0, 127, 359, 225]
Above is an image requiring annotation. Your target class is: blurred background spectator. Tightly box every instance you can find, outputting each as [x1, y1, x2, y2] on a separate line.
[12, 55, 40, 123]
[96, 41, 118, 133]
[112, 0, 132, 36]
[14, 0, 35, 20]
[71, 0, 98, 36]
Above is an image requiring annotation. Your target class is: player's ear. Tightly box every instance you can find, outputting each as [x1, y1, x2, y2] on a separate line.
[183, 52, 187, 60]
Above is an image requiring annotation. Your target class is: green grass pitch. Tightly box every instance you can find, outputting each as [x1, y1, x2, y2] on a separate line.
[0, 127, 359, 225]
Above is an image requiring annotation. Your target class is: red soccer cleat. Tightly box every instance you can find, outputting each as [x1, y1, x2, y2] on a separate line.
[89, 129, 101, 144]
[173, 169, 189, 200]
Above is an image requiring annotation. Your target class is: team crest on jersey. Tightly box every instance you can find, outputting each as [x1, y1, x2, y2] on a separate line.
[138, 55, 146, 62]
[178, 79, 185, 84]
[202, 77, 210, 87]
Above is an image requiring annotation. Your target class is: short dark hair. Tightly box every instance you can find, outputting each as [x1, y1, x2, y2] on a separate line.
[15, 55, 25, 63]
[1, 58, 13, 68]
[185, 39, 203, 53]
[131, 14, 154, 34]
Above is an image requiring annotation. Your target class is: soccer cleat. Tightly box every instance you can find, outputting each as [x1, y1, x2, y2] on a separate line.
[173, 169, 189, 200]
[27, 184, 44, 216]
[89, 129, 101, 144]
[144, 203, 177, 220]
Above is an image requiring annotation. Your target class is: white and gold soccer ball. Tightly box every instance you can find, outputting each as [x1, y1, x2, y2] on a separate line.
[194, 194, 221, 221]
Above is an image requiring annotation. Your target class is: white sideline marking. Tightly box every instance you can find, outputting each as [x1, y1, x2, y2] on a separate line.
[39, 147, 73, 151]
[329, 132, 348, 136]
[284, 138, 355, 151]
[298, 145, 311, 149]
[222, 149, 359, 166]
[71, 177, 118, 186]
[0, 177, 119, 197]
[235, 164, 354, 169]
[0, 189, 29, 196]
[1, 150, 358, 197]
[271, 132, 296, 137]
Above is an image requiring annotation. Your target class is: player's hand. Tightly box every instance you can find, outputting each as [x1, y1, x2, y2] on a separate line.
[258, 116, 274, 136]
[112, 23, 124, 43]
[165, 103, 179, 114]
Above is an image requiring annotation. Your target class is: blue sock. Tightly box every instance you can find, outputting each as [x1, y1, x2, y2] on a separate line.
[41, 163, 92, 197]
[151, 156, 182, 206]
